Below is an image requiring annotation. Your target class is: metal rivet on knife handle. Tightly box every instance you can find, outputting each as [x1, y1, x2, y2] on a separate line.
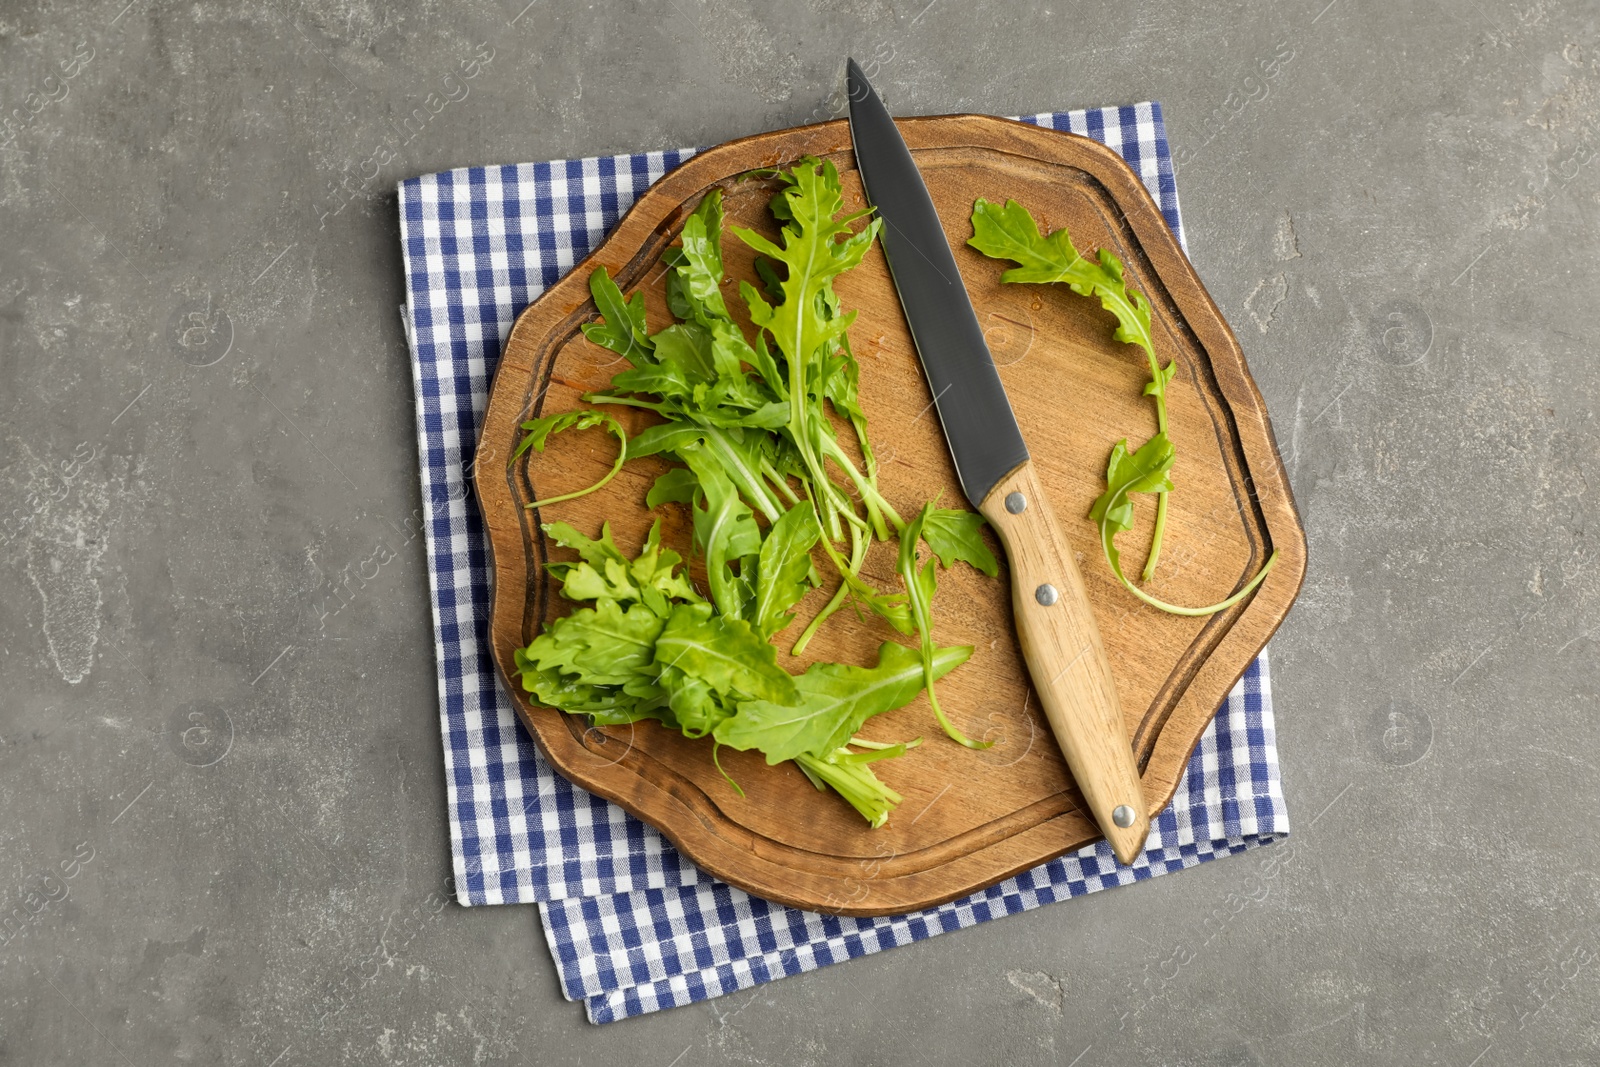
[1034, 583, 1058, 606]
[1112, 805, 1137, 829]
[1005, 492, 1027, 514]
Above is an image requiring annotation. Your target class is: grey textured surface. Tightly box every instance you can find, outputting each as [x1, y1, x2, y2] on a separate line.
[1, 0, 1597, 1063]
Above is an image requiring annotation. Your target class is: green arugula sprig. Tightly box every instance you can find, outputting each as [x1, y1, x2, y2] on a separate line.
[515, 520, 968, 826]
[510, 410, 627, 510]
[968, 197, 1277, 615]
[509, 159, 1003, 824]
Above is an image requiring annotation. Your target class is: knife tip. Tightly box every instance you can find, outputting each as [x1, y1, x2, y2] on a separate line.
[845, 57, 873, 110]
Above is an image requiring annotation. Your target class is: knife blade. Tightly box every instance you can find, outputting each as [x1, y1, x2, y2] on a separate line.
[845, 57, 1150, 865]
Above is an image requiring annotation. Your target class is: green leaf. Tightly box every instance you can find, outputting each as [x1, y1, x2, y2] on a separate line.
[611, 362, 697, 403]
[822, 342, 875, 474]
[920, 508, 999, 577]
[653, 601, 799, 706]
[520, 598, 666, 687]
[510, 410, 628, 510]
[628, 519, 701, 606]
[544, 519, 699, 608]
[649, 323, 717, 383]
[752, 255, 785, 304]
[967, 197, 1155, 367]
[543, 519, 629, 570]
[1088, 434, 1176, 535]
[733, 157, 880, 396]
[1144, 359, 1178, 397]
[970, 194, 1190, 587]
[581, 266, 653, 366]
[680, 445, 762, 617]
[657, 664, 732, 738]
[1089, 433, 1279, 616]
[645, 467, 700, 509]
[626, 422, 705, 461]
[715, 642, 970, 764]
[676, 190, 730, 322]
[752, 503, 821, 638]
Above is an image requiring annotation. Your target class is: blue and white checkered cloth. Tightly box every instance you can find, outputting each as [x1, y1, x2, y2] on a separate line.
[398, 101, 1289, 1023]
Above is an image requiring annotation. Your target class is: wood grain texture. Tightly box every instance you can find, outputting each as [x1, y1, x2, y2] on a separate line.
[474, 114, 1307, 916]
[977, 461, 1148, 865]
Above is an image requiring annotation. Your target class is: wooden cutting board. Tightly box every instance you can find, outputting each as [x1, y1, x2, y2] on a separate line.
[474, 114, 1306, 916]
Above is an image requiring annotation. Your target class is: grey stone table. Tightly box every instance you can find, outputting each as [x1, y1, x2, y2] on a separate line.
[2, 1, 1596, 1063]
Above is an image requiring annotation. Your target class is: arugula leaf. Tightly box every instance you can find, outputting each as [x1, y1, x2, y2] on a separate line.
[734, 160, 884, 525]
[645, 467, 699, 509]
[715, 642, 970, 764]
[658, 664, 732, 738]
[625, 422, 704, 460]
[653, 601, 799, 706]
[969, 196, 1279, 604]
[544, 520, 699, 611]
[521, 598, 666, 687]
[1088, 435, 1176, 534]
[519, 659, 651, 718]
[921, 508, 999, 577]
[581, 266, 653, 367]
[751, 502, 821, 638]
[1090, 434, 1278, 616]
[677, 190, 731, 322]
[679, 445, 762, 617]
[649, 323, 717, 384]
[511, 410, 628, 511]
[543, 519, 630, 569]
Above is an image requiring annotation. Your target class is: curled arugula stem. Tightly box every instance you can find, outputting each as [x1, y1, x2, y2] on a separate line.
[907, 571, 988, 749]
[513, 411, 628, 510]
[1100, 479, 1280, 616]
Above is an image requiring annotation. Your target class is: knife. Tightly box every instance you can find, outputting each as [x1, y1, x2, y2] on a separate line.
[845, 58, 1150, 865]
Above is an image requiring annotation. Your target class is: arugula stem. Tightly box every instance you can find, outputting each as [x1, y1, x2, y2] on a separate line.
[848, 736, 922, 751]
[1136, 337, 1172, 582]
[791, 579, 850, 656]
[699, 425, 784, 523]
[902, 545, 990, 750]
[1142, 491, 1169, 582]
[522, 418, 629, 510]
[759, 458, 801, 506]
[791, 522, 870, 656]
[582, 392, 668, 414]
[819, 435, 904, 535]
[793, 750, 903, 827]
[1100, 482, 1278, 616]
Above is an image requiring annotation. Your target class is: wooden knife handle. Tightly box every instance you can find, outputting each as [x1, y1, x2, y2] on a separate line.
[978, 461, 1150, 865]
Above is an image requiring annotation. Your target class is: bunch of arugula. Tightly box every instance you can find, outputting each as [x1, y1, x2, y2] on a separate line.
[508, 159, 999, 826]
[967, 198, 1276, 616]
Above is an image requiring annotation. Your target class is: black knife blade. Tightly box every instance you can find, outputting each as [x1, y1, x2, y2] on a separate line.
[844, 57, 1029, 509]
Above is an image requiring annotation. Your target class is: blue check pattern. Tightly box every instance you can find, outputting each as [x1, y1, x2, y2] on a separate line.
[397, 101, 1289, 1023]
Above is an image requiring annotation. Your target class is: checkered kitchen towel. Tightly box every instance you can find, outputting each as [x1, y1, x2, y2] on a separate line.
[398, 102, 1289, 1022]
